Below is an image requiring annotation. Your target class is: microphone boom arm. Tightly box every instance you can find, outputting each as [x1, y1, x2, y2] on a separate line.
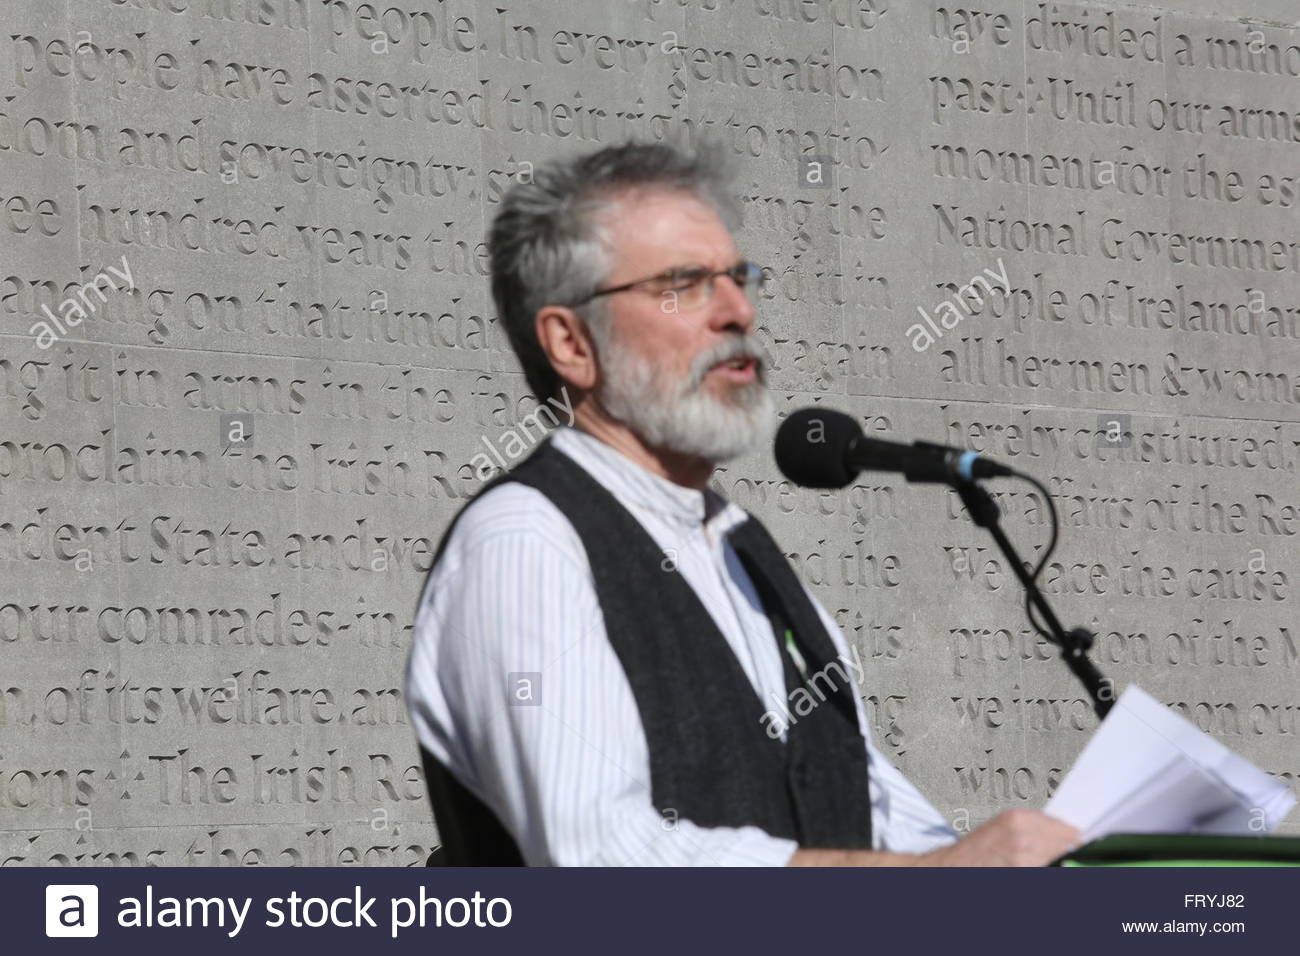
[952, 480, 1114, 719]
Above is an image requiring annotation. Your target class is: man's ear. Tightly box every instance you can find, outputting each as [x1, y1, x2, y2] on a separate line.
[536, 305, 599, 392]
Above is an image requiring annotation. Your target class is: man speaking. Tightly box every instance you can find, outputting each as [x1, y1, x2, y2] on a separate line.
[404, 140, 1080, 866]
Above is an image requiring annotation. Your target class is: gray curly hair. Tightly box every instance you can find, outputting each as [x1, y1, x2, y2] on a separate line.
[487, 138, 743, 401]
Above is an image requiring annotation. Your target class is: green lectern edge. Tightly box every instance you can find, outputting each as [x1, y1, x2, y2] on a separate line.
[1056, 833, 1300, 867]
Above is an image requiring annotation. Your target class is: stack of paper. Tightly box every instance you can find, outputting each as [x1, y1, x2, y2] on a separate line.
[1045, 686, 1296, 840]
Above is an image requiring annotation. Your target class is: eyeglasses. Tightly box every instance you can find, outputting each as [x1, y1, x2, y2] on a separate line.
[568, 261, 767, 311]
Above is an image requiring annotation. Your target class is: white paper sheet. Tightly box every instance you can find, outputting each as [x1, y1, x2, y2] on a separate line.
[1044, 685, 1296, 841]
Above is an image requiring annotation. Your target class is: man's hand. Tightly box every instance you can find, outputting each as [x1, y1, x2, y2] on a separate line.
[786, 809, 1081, 867]
[918, 808, 1081, 867]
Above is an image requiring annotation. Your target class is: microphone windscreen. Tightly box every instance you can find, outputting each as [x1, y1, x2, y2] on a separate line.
[774, 408, 862, 489]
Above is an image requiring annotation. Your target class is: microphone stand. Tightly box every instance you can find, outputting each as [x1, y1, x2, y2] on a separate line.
[952, 479, 1114, 719]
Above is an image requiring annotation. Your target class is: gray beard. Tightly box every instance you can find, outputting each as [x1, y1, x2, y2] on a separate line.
[594, 334, 774, 463]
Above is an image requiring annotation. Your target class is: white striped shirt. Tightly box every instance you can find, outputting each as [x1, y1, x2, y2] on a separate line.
[405, 425, 957, 865]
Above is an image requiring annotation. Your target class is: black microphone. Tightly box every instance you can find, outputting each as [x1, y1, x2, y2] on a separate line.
[774, 407, 1016, 488]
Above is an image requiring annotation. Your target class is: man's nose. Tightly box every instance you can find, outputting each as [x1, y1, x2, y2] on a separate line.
[710, 271, 756, 334]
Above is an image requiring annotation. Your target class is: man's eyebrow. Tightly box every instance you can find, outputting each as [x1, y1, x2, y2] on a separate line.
[664, 260, 736, 275]
[638, 263, 707, 282]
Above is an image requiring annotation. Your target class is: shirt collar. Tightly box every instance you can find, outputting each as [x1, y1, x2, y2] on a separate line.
[550, 426, 742, 532]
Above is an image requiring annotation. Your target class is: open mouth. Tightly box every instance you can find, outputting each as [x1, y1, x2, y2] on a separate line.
[708, 355, 759, 383]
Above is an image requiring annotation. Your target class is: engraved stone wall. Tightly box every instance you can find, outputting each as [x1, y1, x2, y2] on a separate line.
[1, 0, 1296, 865]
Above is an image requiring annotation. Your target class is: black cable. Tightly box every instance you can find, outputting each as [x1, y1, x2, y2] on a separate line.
[1018, 472, 1059, 643]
